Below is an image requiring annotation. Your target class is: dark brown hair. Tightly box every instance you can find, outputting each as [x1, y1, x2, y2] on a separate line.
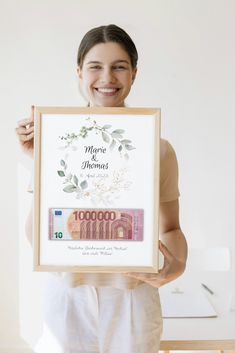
[77, 24, 138, 69]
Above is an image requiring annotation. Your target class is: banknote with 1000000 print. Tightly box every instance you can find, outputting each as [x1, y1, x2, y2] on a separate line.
[49, 208, 144, 241]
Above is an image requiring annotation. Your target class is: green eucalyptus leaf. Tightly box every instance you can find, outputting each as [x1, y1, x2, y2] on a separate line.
[125, 144, 136, 150]
[57, 170, 65, 177]
[102, 131, 110, 143]
[112, 129, 125, 134]
[80, 180, 88, 189]
[121, 139, 132, 144]
[60, 159, 66, 167]
[118, 145, 123, 152]
[103, 124, 112, 129]
[73, 175, 78, 186]
[63, 185, 77, 193]
[109, 139, 116, 151]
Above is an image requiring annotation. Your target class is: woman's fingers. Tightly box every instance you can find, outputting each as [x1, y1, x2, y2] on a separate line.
[17, 117, 33, 127]
[16, 106, 35, 157]
[159, 240, 174, 261]
[18, 131, 34, 142]
[125, 272, 157, 281]
[17, 106, 34, 128]
[16, 125, 34, 135]
[125, 272, 162, 288]
[16, 106, 35, 136]
[15, 125, 34, 144]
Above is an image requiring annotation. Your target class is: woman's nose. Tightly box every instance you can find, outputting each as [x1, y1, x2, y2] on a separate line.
[99, 68, 116, 84]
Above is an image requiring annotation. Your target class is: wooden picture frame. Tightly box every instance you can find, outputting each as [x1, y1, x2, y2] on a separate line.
[34, 107, 161, 272]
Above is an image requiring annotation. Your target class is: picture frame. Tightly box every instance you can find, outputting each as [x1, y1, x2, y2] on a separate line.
[34, 107, 161, 272]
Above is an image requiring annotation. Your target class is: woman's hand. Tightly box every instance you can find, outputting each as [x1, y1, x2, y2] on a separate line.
[16, 106, 34, 157]
[125, 240, 186, 288]
[126, 200, 187, 288]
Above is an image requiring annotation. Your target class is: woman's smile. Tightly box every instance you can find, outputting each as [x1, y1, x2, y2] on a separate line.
[94, 87, 121, 96]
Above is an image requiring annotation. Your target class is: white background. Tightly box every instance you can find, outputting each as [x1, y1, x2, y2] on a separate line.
[1, 0, 235, 351]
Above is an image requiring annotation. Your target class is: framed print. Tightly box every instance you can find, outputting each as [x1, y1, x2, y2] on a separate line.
[34, 107, 161, 272]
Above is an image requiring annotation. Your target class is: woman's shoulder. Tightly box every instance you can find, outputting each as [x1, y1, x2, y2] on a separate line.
[160, 139, 180, 201]
[160, 138, 177, 160]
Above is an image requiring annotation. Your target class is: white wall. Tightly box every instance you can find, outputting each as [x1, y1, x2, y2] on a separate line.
[1, 0, 235, 351]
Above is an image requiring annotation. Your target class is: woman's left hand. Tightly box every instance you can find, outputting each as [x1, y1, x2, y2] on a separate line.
[124, 240, 186, 288]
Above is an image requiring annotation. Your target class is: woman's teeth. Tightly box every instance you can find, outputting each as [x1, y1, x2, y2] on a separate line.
[96, 88, 118, 93]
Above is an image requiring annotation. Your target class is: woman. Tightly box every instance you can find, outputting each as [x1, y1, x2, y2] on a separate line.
[16, 24, 187, 353]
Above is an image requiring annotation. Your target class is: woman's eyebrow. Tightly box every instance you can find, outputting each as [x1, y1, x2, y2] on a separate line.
[86, 60, 130, 65]
[86, 61, 101, 65]
[112, 60, 130, 64]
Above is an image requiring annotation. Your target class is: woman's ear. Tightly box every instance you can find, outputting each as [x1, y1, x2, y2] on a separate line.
[77, 66, 82, 79]
[132, 67, 137, 84]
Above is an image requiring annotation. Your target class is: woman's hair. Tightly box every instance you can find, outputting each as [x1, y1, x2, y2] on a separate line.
[77, 24, 138, 69]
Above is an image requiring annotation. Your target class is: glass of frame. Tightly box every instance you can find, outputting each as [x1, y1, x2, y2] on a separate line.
[34, 107, 160, 272]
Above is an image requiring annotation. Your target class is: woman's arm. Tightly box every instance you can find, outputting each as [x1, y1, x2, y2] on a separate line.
[158, 199, 187, 284]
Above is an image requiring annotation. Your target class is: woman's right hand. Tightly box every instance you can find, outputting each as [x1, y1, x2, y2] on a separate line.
[16, 106, 34, 158]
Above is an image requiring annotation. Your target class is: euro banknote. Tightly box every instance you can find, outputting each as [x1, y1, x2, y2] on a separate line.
[49, 208, 143, 241]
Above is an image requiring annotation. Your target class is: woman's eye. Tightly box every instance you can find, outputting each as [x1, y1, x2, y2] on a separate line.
[113, 66, 126, 71]
[89, 66, 102, 70]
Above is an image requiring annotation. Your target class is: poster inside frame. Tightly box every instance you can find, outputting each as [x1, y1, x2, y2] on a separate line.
[34, 107, 161, 272]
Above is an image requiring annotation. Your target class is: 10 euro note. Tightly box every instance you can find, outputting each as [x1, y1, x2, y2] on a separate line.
[49, 208, 144, 241]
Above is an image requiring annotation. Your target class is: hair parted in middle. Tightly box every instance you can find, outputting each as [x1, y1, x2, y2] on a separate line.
[77, 24, 138, 69]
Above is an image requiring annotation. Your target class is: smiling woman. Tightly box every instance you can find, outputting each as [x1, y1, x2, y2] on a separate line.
[16, 23, 187, 353]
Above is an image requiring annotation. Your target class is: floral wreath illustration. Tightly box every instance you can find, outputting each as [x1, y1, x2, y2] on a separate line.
[57, 117, 136, 203]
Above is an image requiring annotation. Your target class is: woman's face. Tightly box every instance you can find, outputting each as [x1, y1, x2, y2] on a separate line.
[77, 42, 137, 107]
